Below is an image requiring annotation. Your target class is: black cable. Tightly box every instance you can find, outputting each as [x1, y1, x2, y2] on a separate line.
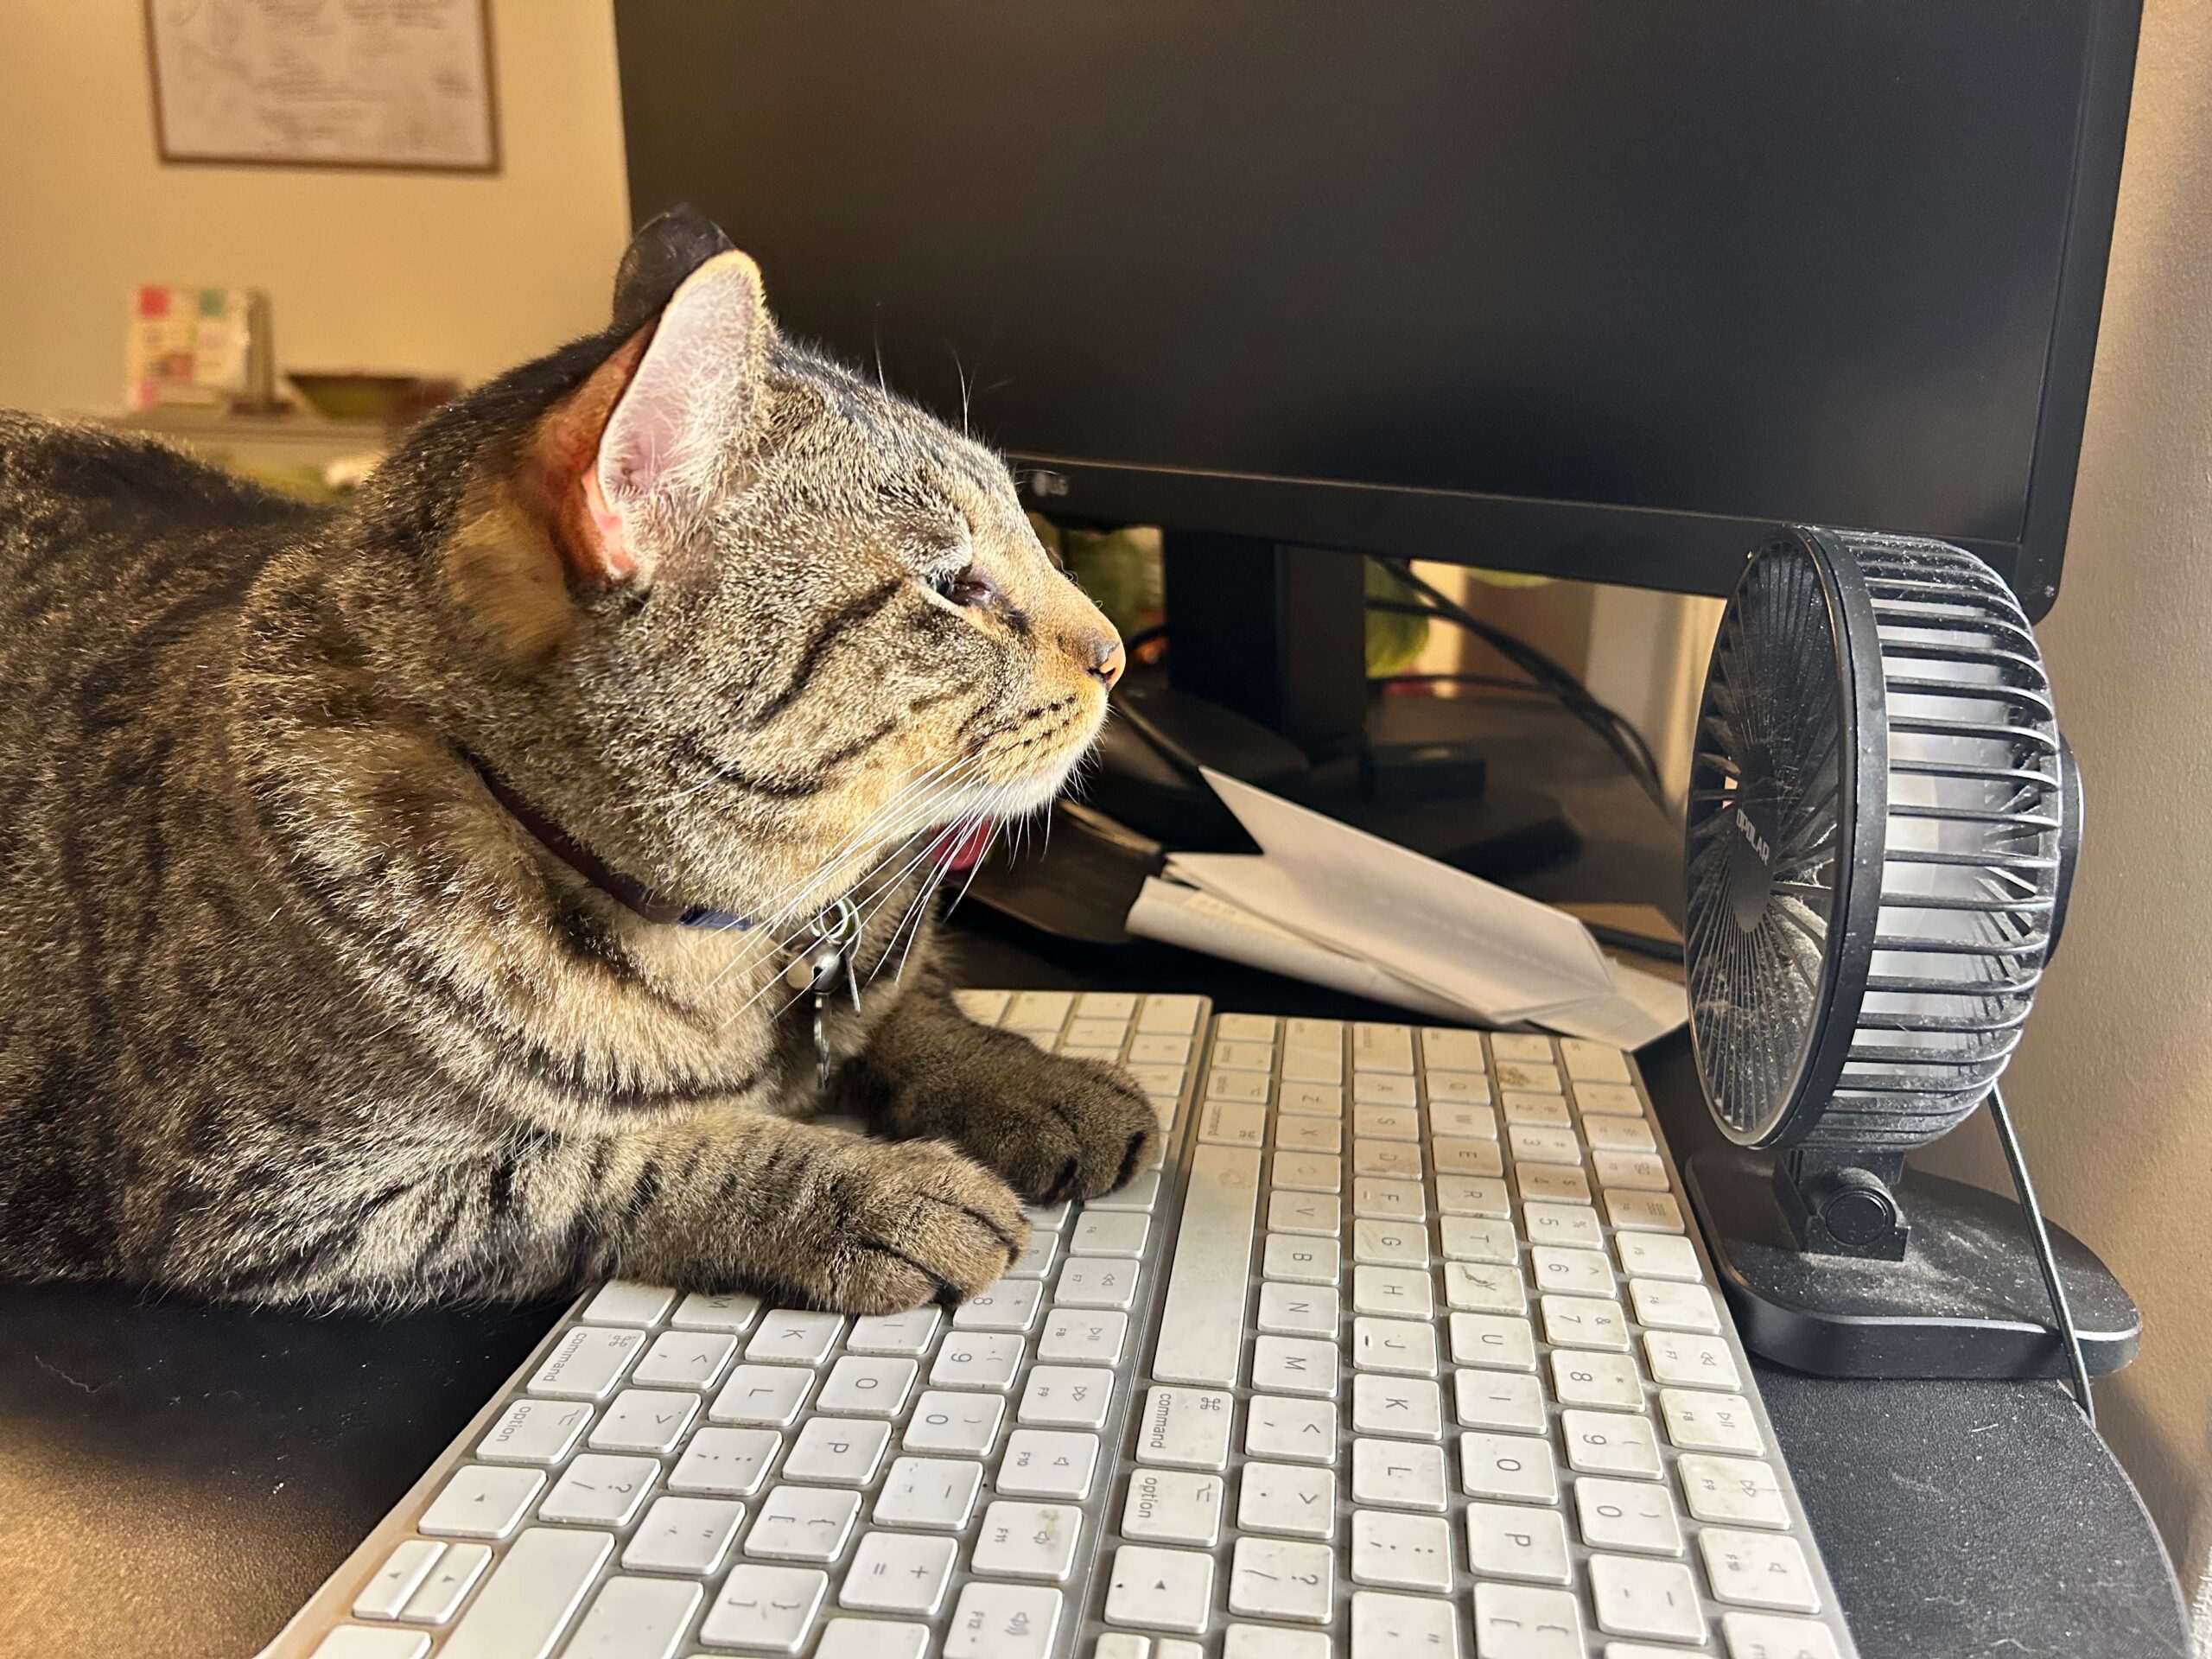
[1371, 671, 1553, 696]
[1583, 922, 1687, 964]
[1368, 565, 1673, 814]
[1986, 1084, 2096, 1427]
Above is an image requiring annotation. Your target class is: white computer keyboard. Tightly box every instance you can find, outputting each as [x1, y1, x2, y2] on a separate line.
[263, 991, 1856, 1659]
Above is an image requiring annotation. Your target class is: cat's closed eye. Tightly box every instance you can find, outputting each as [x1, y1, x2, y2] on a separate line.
[926, 563, 997, 608]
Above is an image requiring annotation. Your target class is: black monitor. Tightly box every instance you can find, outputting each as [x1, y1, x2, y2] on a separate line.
[613, 1, 2137, 623]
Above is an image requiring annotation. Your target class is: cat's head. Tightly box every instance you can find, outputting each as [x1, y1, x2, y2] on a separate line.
[415, 209, 1123, 925]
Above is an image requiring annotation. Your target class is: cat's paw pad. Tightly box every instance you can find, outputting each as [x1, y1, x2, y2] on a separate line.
[813, 1139, 1029, 1314]
[963, 1053, 1160, 1206]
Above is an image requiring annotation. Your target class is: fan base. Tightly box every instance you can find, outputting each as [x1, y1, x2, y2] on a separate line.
[1686, 1146, 2140, 1380]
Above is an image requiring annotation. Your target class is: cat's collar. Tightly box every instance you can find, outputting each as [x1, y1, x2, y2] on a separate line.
[467, 756, 750, 931]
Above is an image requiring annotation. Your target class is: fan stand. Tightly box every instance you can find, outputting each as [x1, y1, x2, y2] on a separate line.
[1685, 1144, 2141, 1380]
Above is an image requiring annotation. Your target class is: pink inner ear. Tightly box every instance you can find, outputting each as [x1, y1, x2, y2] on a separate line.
[579, 461, 637, 584]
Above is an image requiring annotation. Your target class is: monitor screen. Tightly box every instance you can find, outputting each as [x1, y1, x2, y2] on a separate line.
[615, 1, 2136, 615]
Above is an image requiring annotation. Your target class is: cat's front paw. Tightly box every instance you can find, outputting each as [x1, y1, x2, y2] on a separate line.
[892, 1045, 1160, 1207]
[785, 1138, 1029, 1315]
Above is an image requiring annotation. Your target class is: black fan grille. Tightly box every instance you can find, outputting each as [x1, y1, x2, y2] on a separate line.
[1686, 547, 1852, 1141]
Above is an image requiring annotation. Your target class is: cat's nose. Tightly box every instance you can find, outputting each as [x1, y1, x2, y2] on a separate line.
[1084, 634, 1126, 688]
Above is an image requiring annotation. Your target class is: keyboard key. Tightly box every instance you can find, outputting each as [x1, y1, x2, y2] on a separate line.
[420, 1465, 545, 1539]
[398, 1541, 491, 1622]
[1467, 1500, 1573, 1585]
[1574, 1082, 1646, 1116]
[1225, 1627, 1329, 1659]
[1217, 1012, 1278, 1041]
[1027, 1200, 1072, 1232]
[1354, 1219, 1430, 1268]
[1126, 1467, 1227, 1546]
[1721, 1612, 1846, 1659]
[1352, 1509, 1454, 1593]
[631, 1329, 737, 1390]
[1433, 1136, 1503, 1177]
[1017, 1365, 1115, 1429]
[1238, 1461, 1335, 1539]
[943, 1583, 1064, 1658]
[1353, 1139, 1422, 1179]
[1440, 1216, 1517, 1264]
[874, 1457, 984, 1530]
[953, 1278, 1046, 1332]
[930, 1332, 1026, 1391]
[1575, 1476, 1684, 1554]
[745, 1484, 861, 1561]
[1006, 991, 1075, 1033]
[563, 1576, 700, 1659]
[1510, 1124, 1582, 1165]
[1128, 1033, 1192, 1066]
[526, 1326, 645, 1401]
[842, 1531, 958, 1615]
[1352, 1437, 1448, 1510]
[476, 1399, 593, 1465]
[1562, 1037, 1633, 1081]
[1264, 1233, 1341, 1285]
[1519, 1165, 1592, 1205]
[1354, 1022, 1416, 1072]
[1491, 1033, 1552, 1065]
[1355, 1096, 1420, 1132]
[1353, 1178, 1425, 1222]
[1473, 1582, 1583, 1659]
[1039, 1308, 1128, 1365]
[953, 988, 1014, 1023]
[1137, 1386, 1235, 1469]
[1426, 1071, 1493, 1108]
[1594, 1149, 1671, 1191]
[1542, 1294, 1631, 1351]
[817, 1354, 918, 1417]
[1106, 1545, 1215, 1634]
[1279, 1083, 1345, 1117]
[671, 1291, 761, 1332]
[1494, 1059, 1562, 1093]
[1436, 1174, 1510, 1217]
[1253, 1334, 1339, 1397]
[1268, 1191, 1340, 1237]
[1680, 1454, 1791, 1529]
[1066, 1015, 1132, 1051]
[1056, 1256, 1141, 1309]
[1353, 1316, 1440, 1376]
[1138, 994, 1203, 1033]
[1421, 1028, 1488, 1070]
[1583, 1114, 1659, 1153]
[1354, 1265, 1435, 1319]
[903, 1390, 1004, 1457]
[1591, 1554, 1706, 1642]
[1090, 1169, 1164, 1213]
[1282, 1046, 1345, 1086]
[580, 1281, 676, 1327]
[710, 1365, 814, 1427]
[622, 1495, 745, 1574]
[667, 1427, 779, 1497]
[1522, 1201, 1604, 1249]
[1246, 1393, 1339, 1464]
[1659, 1389, 1766, 1455]
[1230, 1535, 1335, 1624]
[818, 1623, 929, 1659]
[438, 1527, 612, 1659]
[1562, 1408, 1663, 1478]
[539, 1453, 658, 1526]
[1153, 1146, 1262, 1388]
[1628, 1280, 1719, 1336]
[1352, 1590, 1459, 1658]
[846, 1306, 942, 1354]
[1460, 1430, 1559, 1502]
[974, 1499, 1084, 1581]
[1450, 1312, 1536, 1371]
[1618, 1231, 1702, 1282]
[1645, 1331, 1743, 1391]
[1077, 990, 1139, 1020]
[747, 1310, 844, 1366]
[782, 1416, 891, 1484]
[702, 1563, 827, 1651]
[1552, 1350, 1645, 1409]
[308, 1632, 429, 1659]
[1454, 1369, 1548, 1433]
[999, 1428, 1101, 1499]
[1606, 1190, 1688, 1233]
[1352, 1374, 1444, 1440]
[1258, 1281, 1340, 1337]
[1273, 1154, 1344, 1195]
[1200, 1091, 1268, 1135]
[353, 1539, 442, 1620]
[1277, 1116, 1342, 1155]
[1531, 1245, 1612, 1296]
[590, 1389, 698, 1454]
[1502, 1091, 1573, 1127]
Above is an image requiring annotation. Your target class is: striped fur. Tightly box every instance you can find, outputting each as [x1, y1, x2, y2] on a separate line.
[0, 214, 1149, 1313]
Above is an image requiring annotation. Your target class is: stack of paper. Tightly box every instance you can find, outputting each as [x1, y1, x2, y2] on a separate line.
[1125, 772, 1687, 1051]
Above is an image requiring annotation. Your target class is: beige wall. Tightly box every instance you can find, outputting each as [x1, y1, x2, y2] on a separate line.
[0, 1, 632, 416]
[1915, 0, 2212, 1625]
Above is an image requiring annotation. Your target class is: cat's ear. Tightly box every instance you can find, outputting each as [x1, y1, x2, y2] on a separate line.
[541, 249, 772, 588]
[611, 205, 737, 334]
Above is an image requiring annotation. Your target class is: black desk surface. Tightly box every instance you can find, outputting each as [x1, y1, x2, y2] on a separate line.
[0, 702, 2188, 1659]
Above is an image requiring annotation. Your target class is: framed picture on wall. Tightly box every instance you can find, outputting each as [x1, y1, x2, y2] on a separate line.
[145, 0, 499, 174]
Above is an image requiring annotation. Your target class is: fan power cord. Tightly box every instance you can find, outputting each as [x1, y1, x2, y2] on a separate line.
[1986, 1084, 2096, 1428]
[1369, 560, 1674, 815]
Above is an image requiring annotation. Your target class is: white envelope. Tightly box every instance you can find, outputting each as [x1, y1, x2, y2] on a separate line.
[1179, 771, 1619, 1026]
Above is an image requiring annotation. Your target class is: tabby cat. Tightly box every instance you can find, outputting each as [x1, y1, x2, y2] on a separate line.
[0, 209, 1156, 1313]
